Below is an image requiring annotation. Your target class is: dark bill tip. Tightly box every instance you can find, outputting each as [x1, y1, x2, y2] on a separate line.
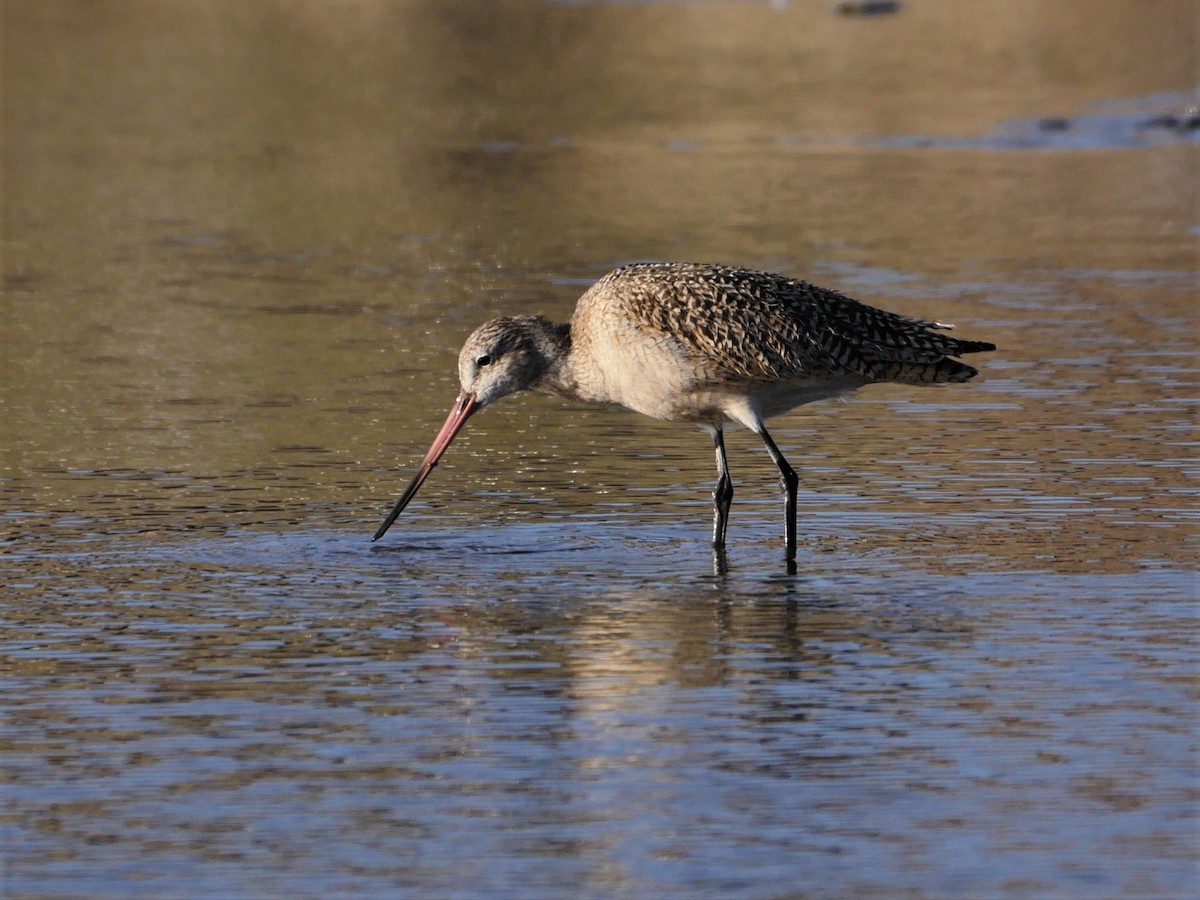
[371, 392, 479, 543]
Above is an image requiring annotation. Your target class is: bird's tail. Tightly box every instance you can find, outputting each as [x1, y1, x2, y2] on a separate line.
[951, 338, 998, 355]
[868, 337, 997, 384]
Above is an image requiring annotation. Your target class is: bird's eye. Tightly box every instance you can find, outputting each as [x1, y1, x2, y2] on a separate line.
[475, 353, 493, 368]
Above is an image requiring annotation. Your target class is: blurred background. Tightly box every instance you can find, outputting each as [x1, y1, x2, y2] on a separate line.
[4, 0, 1194, 490]
[3, 1, 1196, 897]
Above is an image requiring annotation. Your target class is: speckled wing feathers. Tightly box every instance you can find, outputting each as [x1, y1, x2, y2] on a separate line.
[590, 263, 993, 386]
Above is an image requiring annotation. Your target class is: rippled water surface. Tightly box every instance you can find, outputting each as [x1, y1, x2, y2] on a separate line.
[3, 1, 1197, 897]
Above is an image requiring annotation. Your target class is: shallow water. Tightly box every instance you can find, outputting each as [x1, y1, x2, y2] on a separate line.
[3, 1, 1197, 897]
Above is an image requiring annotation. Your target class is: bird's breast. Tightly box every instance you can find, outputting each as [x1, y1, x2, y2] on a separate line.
[565, 323, 709, 421]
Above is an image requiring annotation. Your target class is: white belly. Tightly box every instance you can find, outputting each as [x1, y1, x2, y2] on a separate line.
[572, 323, 865, 427]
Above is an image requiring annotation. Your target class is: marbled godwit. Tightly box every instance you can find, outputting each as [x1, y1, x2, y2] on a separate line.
[373, 262, 995, 561]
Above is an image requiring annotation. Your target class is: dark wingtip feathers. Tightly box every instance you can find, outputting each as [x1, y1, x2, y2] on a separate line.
[953, 339, 997, 355]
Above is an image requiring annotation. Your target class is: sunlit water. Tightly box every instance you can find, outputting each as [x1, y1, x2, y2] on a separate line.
[4, 518, 1195, 896]
[3, 1, 1197, 897]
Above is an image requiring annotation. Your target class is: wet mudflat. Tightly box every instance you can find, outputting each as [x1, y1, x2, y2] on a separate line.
[3, 1, 1197, 897]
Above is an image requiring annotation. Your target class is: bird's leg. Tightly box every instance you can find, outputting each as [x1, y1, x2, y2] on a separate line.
[711, 427, 734, 550]
[757, 426, 799, 562]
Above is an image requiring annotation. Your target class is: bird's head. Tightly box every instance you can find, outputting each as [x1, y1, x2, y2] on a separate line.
[457, 315, 554, 408]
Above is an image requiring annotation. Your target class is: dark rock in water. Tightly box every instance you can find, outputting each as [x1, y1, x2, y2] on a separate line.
[1038, 117, 1071, 132]
[1139, 106, 1200, 132]
[835, 1, 902, 17]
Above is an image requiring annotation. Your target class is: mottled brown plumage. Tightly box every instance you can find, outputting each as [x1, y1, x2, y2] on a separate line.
[576, 263, 991, 387]
[374, 262, 995, 563]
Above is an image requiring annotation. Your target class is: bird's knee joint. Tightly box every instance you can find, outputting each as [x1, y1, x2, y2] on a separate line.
[714, 478, 734, 504]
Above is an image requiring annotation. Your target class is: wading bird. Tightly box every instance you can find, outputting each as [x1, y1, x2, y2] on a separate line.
[373, 262, 994, 562]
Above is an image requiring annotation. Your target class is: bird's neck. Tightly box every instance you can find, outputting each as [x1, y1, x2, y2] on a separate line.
[526, 318, 582, 401]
